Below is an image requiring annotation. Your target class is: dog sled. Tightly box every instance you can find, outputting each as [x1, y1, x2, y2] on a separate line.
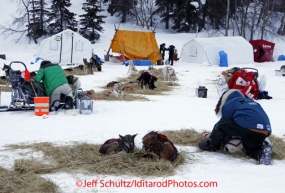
[217, 67, 259, 97]
[0, 61, 46, 112]
[0, 61, 93, 113]
[216, 67, 271, 100]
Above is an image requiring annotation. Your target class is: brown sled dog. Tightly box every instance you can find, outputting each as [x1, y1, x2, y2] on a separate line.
[142, 131, 178, 161]
[83, 58, 94, 74]
[99, 134, 137, 155]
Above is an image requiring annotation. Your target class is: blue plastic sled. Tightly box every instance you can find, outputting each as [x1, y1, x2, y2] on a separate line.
[94, 54, 104, 65]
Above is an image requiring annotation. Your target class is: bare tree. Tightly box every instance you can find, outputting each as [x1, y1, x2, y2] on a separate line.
[131, 0, 156, 29]
[260, 0, 276, 39]
[28, 0, 37, 43]
[277, 12, 285, 35]
[225, 0, 230, 36]
[229, 0, 251, 38]
[249, 0, 258, 40]
[0, 0, 30, 43]
[0, 0, 46, 44]
[241, 0, 250, 37]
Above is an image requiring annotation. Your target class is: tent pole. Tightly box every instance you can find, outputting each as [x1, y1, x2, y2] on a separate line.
[205, 51, 210, 65]
[107, 24, 120, 56]
[71, 32, 74, 64]
[59, 33, 63, 64]
[121, 51, 126, 64]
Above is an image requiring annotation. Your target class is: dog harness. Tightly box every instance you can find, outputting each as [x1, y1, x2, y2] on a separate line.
[146, 70, 153, 83]
[145, 131, 178, 160]
[107, 81, 120, 88]
[154, 131, 178, 152]
[67, 75, 78, 85]
[166, 67, 175, 76]
[99, 138, 122, 153]
[107, 89, 122, 97]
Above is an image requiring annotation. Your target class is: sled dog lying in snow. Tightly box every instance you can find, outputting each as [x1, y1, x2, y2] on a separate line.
[107, 89, 124, 98]
[99, 134, 137, 155]
[142, 131, 178, 161]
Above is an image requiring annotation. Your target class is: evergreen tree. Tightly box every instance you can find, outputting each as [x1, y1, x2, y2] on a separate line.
[203, 0, 228, 30]
[104, 0, 134, 23]
[26, 0, 49, 43]
[171, 0, 200, 32]
[103, 0, 116, 16]
[183, 0, 200, 32]
[79, 0, 106, 43]
[155, 0, 175, 29]
[47, 0, 78, 35]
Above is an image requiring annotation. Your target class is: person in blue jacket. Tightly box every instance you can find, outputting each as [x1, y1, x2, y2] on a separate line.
[198, 89, 272, 165]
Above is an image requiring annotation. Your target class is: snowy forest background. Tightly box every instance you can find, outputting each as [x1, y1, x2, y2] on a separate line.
[1, 0, 285, 44]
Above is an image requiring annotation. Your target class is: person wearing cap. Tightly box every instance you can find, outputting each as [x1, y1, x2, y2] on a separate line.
[198, 89, 272, 165]
[34, 60, 73, 111]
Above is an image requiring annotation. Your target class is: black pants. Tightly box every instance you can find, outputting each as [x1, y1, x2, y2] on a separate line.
[209, 120, 267, 160]
[168, 57, 173, 65]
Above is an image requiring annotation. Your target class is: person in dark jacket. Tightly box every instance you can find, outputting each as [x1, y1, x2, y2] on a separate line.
[168, 45, 175, 65]
[198, 89, 272, 165]
[35, 60, 73, 111]
[160, 43, 167, 60]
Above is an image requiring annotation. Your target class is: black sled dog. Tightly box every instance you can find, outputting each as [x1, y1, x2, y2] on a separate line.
[137, 70, 158, 90]
[99, 134, 137, 155]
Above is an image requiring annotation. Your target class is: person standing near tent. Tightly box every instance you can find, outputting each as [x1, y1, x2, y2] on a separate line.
[34, 60, 73, 111]
[198, 89, 272, 165]
[168, 45, 175, 65]
[160, 43, 167, 60]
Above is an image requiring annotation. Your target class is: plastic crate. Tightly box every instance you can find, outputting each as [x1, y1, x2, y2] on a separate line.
[34, 97, 50, 116]
[132, 60, 152, 66]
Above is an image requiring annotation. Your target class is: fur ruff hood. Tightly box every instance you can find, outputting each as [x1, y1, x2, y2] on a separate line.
[216, 89, 244, 117]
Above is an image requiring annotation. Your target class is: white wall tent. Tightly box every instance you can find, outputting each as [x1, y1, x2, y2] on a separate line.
[180, 36, 254, 66]
[36, 29, 92, 65]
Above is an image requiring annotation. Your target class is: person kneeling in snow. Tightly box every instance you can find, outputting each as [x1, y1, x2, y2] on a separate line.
[35, 60, 73, 111]
[198, 89, 272, 165]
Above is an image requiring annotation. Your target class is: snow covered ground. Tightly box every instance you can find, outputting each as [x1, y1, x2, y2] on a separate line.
[1, 1, 285, 192]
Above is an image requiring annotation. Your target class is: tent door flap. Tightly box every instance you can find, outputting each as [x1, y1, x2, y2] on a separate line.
[190, 47, 197, 57]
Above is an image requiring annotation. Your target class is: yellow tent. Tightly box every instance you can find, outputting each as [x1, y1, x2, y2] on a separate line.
[108, 30, 162, 64]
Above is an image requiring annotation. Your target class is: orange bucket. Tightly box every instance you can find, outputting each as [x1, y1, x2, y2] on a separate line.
[34, 97, 50, 116]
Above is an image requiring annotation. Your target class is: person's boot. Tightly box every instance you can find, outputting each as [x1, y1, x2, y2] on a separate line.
[264, 91, 273, 99]
[50, 100, 60, 112]
[65, 96, 73, 109]
[198, 140, 218, 151]
[259, 144, 272, 165]
[199, 124, 225, 151]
